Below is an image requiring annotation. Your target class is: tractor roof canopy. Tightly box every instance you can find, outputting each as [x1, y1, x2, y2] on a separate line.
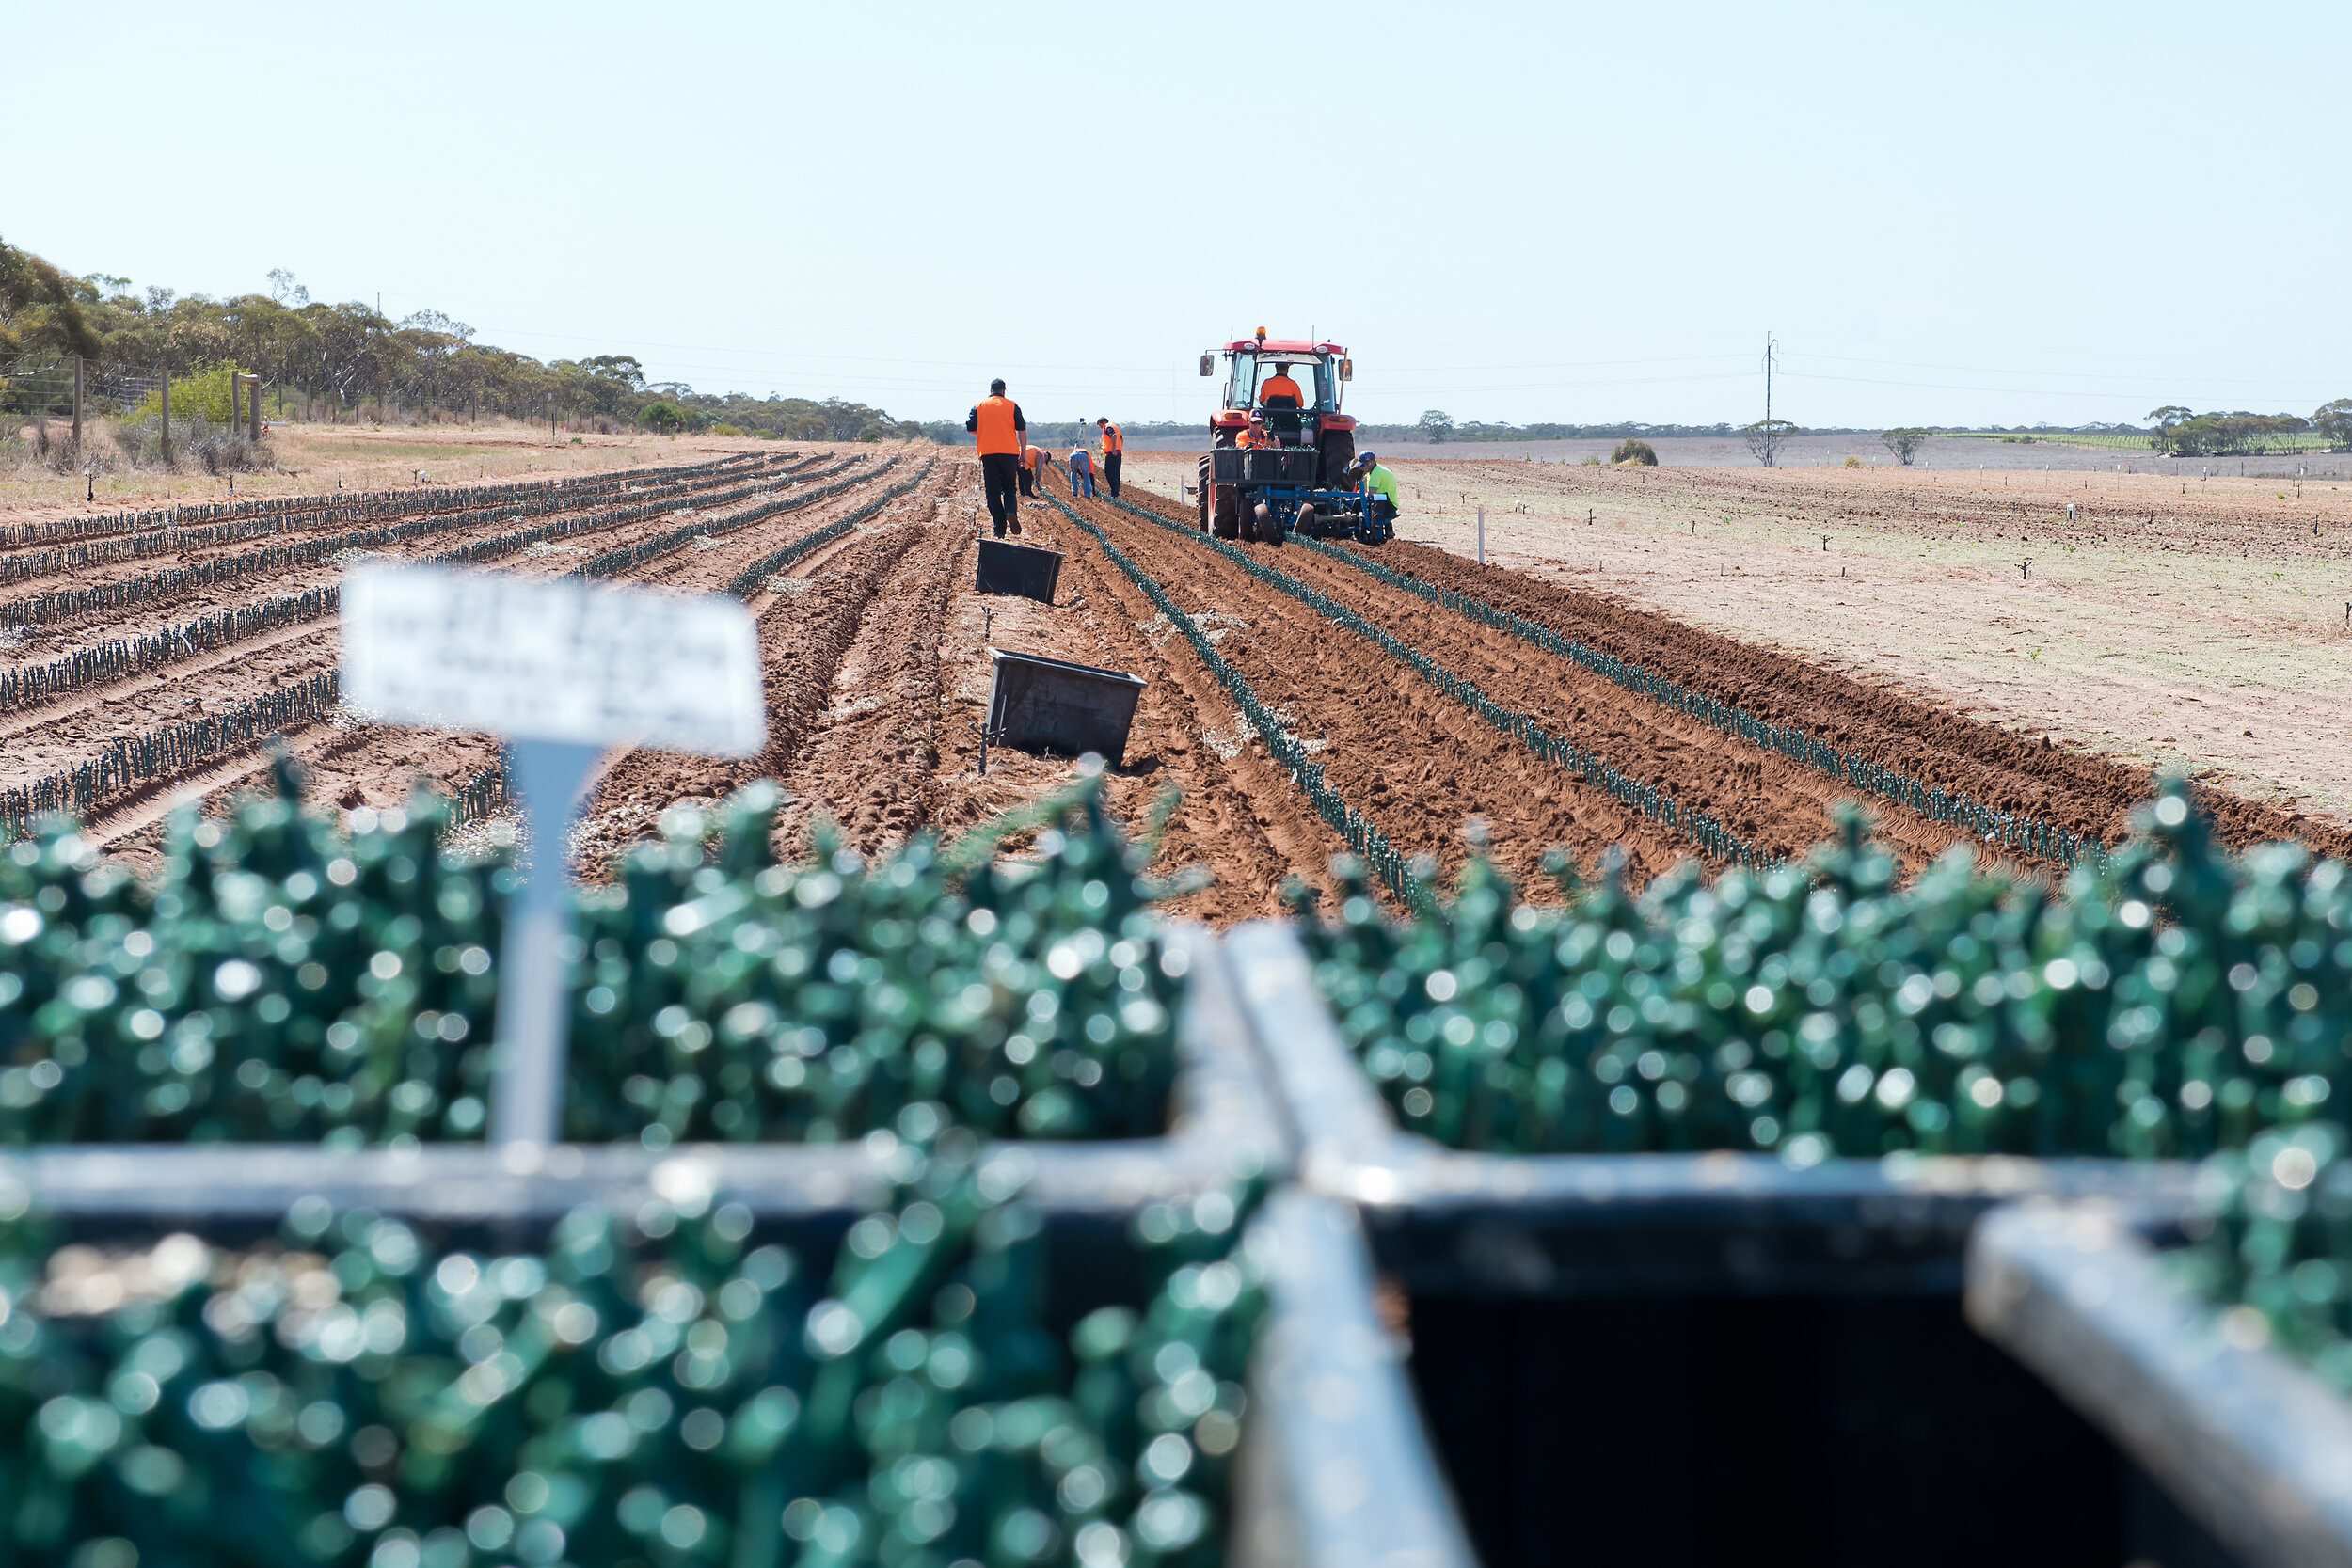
[1220, 339, 1344, 356]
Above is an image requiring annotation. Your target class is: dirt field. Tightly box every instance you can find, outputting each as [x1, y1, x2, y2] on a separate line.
[1124, 452, 2352, 832]
[4, 425, 2344, 923]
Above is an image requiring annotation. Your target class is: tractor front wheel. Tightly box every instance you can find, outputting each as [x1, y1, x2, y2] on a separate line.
[1195, 456, 1212, 530]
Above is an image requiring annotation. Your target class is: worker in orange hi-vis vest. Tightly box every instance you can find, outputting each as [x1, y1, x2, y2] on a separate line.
[964, 377, 1027, 537]
[1095, 417, 1124, 499]
[1019, 443, 1043, 499]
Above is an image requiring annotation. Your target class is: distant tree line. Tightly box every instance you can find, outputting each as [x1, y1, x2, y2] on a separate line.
[2146, 404, 2352, 456]
[0, 234, 926, 440]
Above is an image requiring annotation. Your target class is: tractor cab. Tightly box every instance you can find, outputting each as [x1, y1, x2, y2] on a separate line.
[1194, 330, 1384, 546]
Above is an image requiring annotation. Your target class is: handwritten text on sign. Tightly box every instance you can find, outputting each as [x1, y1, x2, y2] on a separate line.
[342, 565, 765, 756]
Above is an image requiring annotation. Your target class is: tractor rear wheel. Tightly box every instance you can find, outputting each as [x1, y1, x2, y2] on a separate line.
[1319, 428, 1357, 487]
[1195, 456, 1211, 530]
[1211, 486, 1240, 539]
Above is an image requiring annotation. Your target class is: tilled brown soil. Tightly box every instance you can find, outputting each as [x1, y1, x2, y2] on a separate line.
[31, 435, 2346, 914]
[576, 470, 961, 870]
[1359, 531, 2352, 858]
[65, 458, 912, 859]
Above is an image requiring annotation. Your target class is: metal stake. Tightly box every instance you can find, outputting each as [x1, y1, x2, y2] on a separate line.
[487, 737, 600, 1148]
[1476, 505, 1485, 563]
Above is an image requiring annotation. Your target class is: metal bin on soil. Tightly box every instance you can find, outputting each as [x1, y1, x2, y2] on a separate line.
[984, 648, 1146, 767]
[1224, 920, 2222, 1568]
[1970, 1201, 2352, 1568]
[976, 538, 1066, 603]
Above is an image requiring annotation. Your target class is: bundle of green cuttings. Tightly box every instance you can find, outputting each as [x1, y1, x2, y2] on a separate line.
[0, 1131, 1263, 1566]
[1295, 780, 2352, 1161]
[0, 764, 1183, 1148]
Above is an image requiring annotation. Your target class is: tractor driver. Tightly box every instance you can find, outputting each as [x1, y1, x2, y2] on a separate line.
[1258, 361, 1306, 411]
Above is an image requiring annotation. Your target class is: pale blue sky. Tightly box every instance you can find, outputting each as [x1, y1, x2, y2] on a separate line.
[8, 1, 2345, 429]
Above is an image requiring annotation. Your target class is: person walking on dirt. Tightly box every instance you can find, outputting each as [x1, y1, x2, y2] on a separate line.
[966, 378, 1026, 537]
[1095, 417, 1124, 499]
[1019, 442, 1043, 499]
[1068, 445, 1096, 499]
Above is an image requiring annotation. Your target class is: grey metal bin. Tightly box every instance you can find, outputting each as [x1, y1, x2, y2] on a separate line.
[1970, 1201, 2352, 1568]
[984, 648, 1146, 766]
[3, 927, 1475, 1568]
[1224, 919, 2216, 1568]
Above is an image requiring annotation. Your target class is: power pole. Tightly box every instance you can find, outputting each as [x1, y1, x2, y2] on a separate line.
[1763, 332, 1776, 425]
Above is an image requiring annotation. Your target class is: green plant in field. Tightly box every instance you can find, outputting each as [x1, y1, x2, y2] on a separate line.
[124, 362, 248, 426]
[1610, 438, 1658, 467]
[637, 401, 686, 435]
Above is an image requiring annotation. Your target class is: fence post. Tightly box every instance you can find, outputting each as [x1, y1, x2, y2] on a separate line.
[71, 356, 82, 453]
[230, 372, 242, 439]
[1476, 504, 1485, 564]
[160, 368, 171, 466]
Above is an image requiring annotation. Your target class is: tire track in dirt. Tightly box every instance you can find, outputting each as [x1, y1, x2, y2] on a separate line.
[569, 467, 957, 872]
[771, 493, 964, 860]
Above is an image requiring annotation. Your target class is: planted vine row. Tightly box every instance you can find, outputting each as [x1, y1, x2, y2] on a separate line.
[0, 673, 342, 838]
[1044, 494, 1434, 911]
[723, 462, 938, 597]
[0, 447, 786, 552]
[0, 458, 912, 839]
[1097, 494, 1775, 872]
[0, 454, 843, 633]
[1291, 526, 2109, 869]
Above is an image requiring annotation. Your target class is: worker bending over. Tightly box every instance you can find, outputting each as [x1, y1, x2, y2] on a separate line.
[1067, 445, 1096, 499]
[1095, 417, 1123, 499]
[1357, 449, 1399, 526]
[1019, 443, 1043, 498]
[965, 378, 1026, 537]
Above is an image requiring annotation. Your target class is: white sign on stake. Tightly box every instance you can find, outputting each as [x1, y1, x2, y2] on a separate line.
[342, 565, 767, 1149]
[344, 564, 764, 754]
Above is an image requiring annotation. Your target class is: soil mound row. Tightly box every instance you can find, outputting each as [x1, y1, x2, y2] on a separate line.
[1120, 483, 2351, 863]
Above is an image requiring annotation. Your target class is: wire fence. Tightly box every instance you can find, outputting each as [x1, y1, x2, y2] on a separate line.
[0, 355, 161, 419]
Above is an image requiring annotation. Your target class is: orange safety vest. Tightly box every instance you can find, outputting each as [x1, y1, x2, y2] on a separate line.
[973, 395, 1022, 456]
[1260, 373, 1303, 407]
[1237, 423, 1275, 450]
[1024, 445, 1041, 469]
[1099, 422, 1123, 454]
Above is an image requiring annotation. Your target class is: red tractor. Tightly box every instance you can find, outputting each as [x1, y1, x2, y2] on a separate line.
[1193, 330, 1386, 546]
